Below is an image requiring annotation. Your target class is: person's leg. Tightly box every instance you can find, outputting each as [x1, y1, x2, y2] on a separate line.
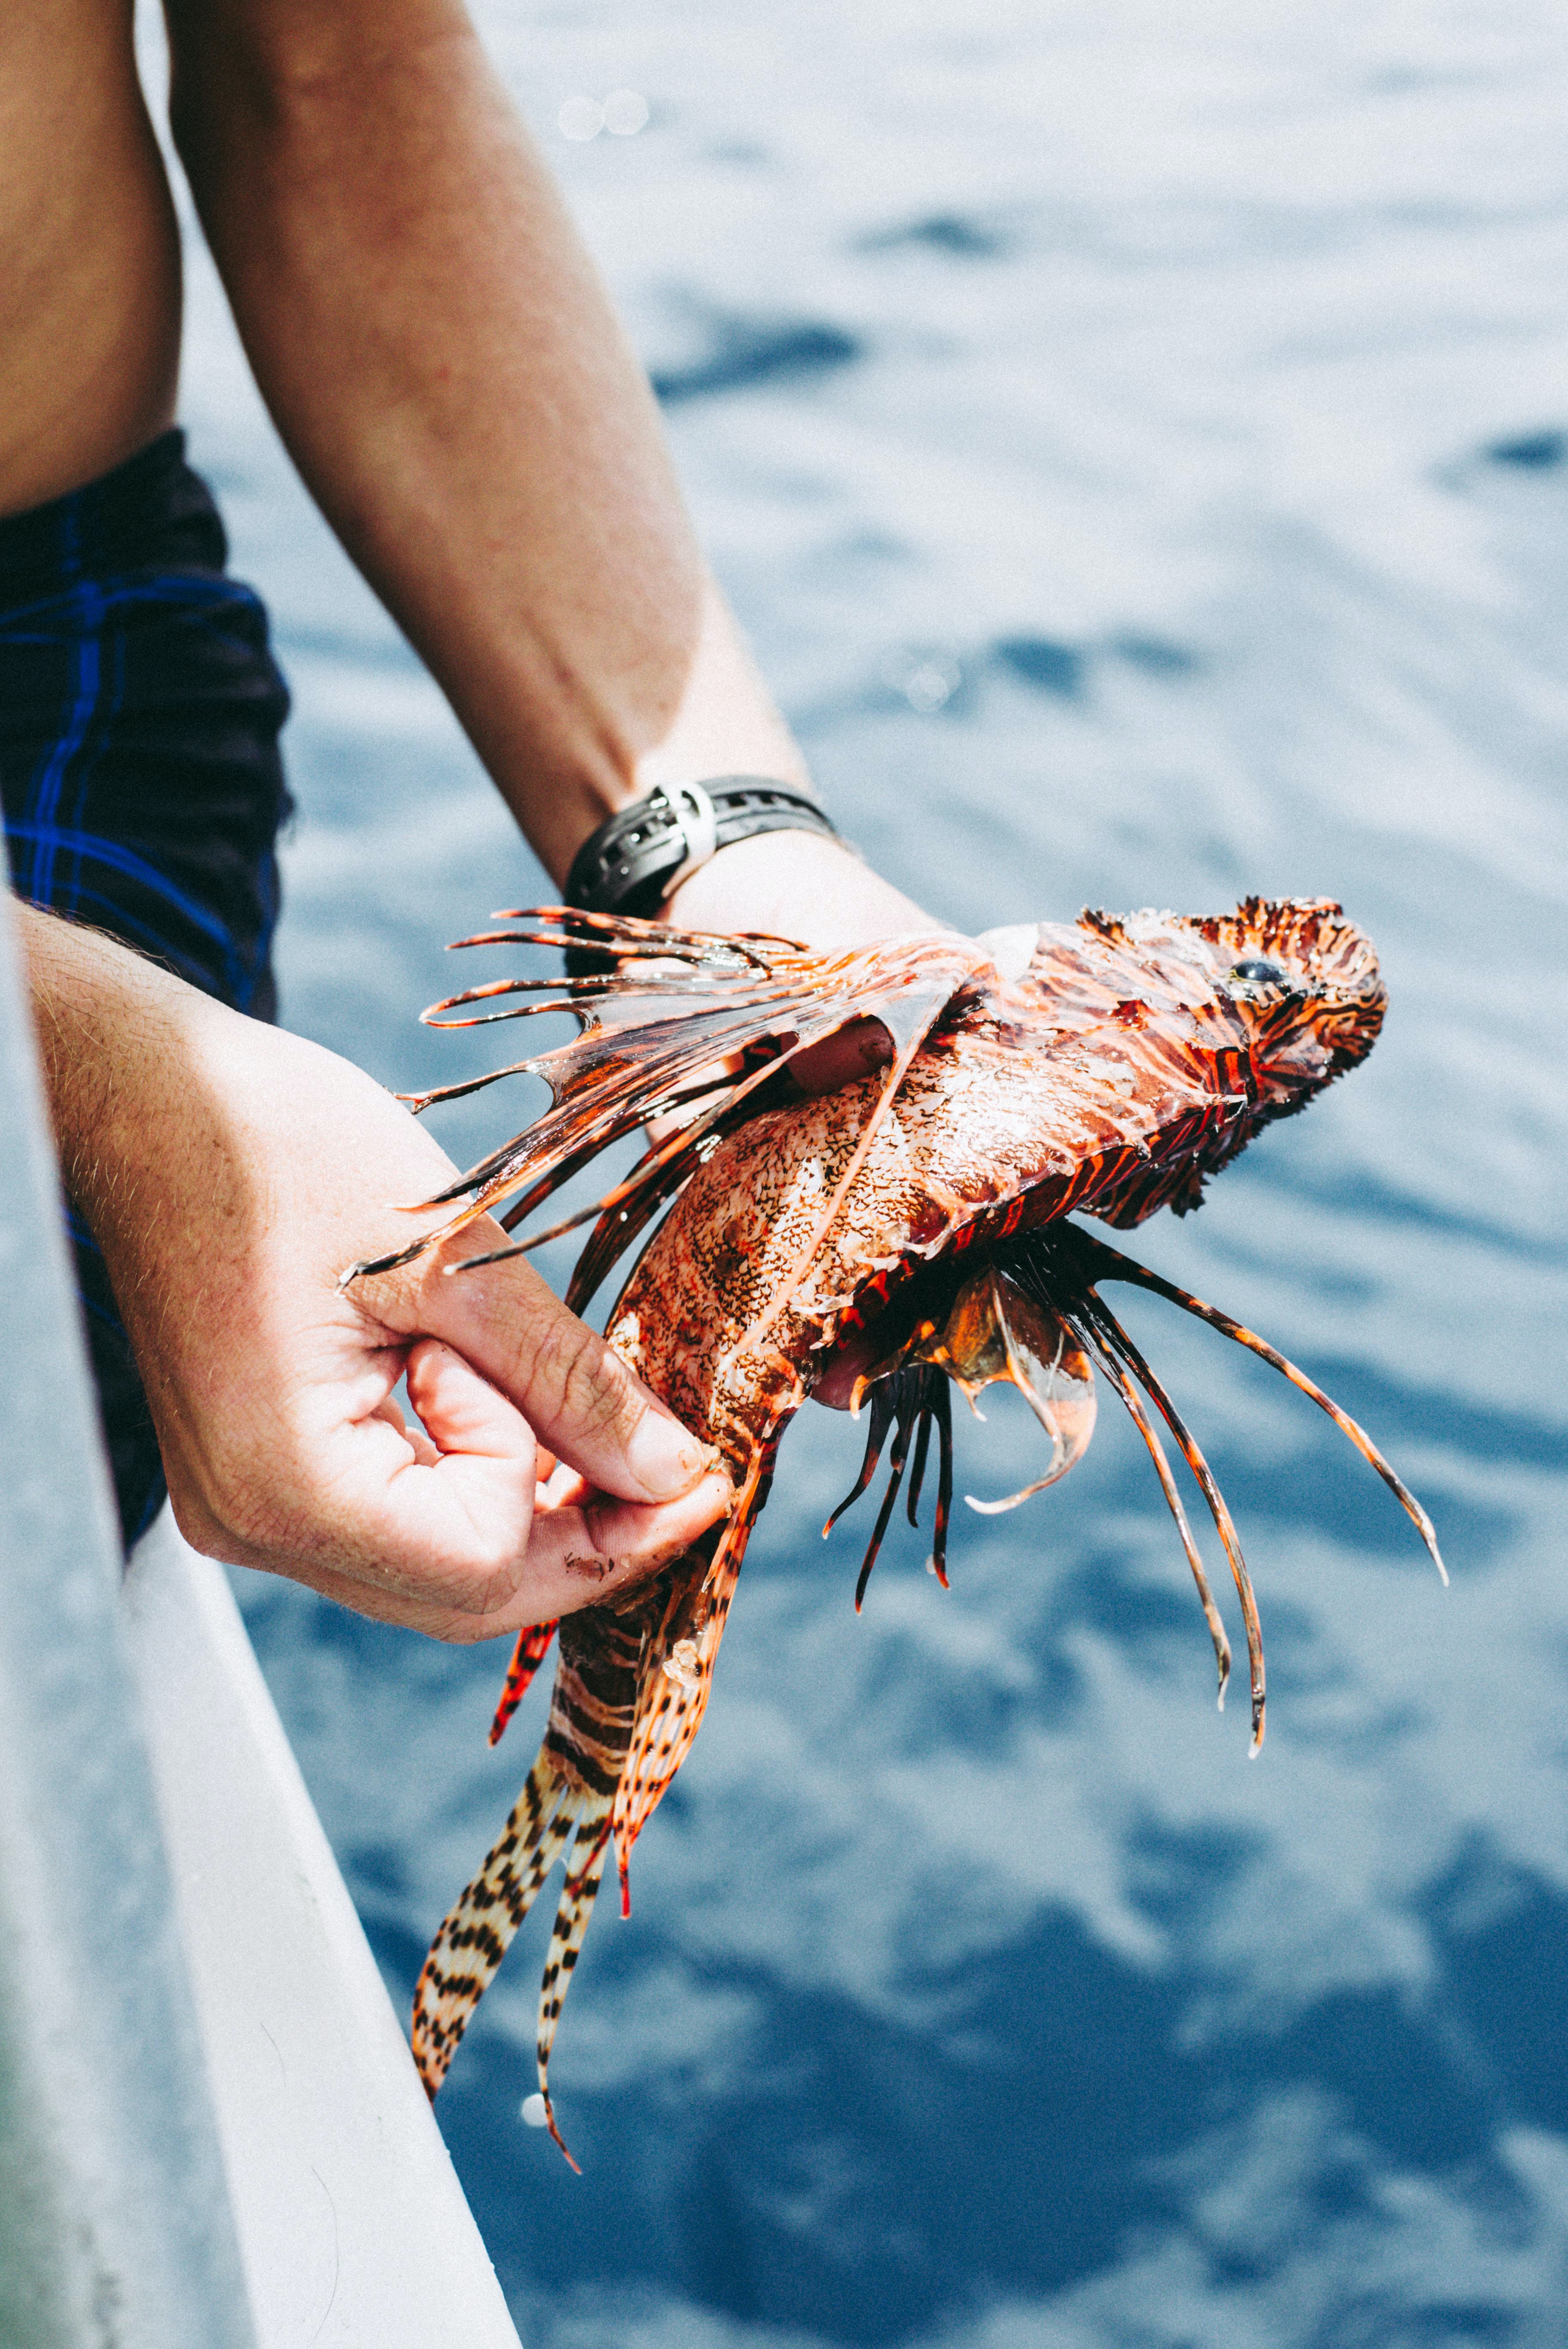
[0, 429, 292, 1544]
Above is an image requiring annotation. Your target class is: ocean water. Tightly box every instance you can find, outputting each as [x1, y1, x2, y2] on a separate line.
[151, 2, 1566, 2340]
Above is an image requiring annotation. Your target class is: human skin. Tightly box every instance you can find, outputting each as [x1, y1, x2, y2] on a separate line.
[2, 0, 942, 1625]
[20, 902, 737, 1639]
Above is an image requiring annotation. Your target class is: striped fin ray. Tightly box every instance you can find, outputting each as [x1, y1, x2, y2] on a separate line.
[610, 1551, 743, 1912]
[411, 1757, 586, 2098]
[488, 1619, 559, 1747]
[1063, 1226, 1446, 1582]
[413, 1592, 655, 2110]
[996, 1219, 1444, 1749]
[532, 1819, 615, 2172]
[610, 1452, 776, 1902]
[1077, 1330, 1232, 1708]
[340, 917, 985, 1286]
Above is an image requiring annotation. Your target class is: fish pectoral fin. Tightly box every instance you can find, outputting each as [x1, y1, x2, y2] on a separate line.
[988, 1270, 1099, 1481]
[343, 920, 991, 1297]
[1068, 1224, 1446, 1585]
[964, 1471, 1071, 1516]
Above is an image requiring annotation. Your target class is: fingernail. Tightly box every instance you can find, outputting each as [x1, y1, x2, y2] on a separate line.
[625, 1410, 711, 1498]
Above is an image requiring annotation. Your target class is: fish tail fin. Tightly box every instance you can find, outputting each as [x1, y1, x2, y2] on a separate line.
[411, 1752, 582, 2098]
[611, 1465, 769, 1899]
[532, 1815, 615, 2172]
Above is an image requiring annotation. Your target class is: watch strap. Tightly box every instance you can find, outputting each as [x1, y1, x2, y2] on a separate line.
[563, 777, 839, 920]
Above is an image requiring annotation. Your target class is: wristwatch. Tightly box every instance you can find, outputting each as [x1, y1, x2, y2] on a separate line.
[563, 777, 840, 922]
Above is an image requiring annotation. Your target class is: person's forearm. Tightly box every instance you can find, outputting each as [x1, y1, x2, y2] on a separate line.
[163, 0, 807, 882]
[20, 900, 209, 1276]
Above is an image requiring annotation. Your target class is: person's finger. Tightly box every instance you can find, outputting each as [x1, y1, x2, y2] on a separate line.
[370, 1388, 442, 1465]
[231, 1327, 731, 1630]
[536, 1457, 588, 1510]
[788, 1016, 892, 1097]
[239, 1337, 545, 1616]
[415, 1247, 722, 1504]
[518, 1477, 734, 1606]
[404, 1335, 535, 1467]
[255, 1461, 732, 1641]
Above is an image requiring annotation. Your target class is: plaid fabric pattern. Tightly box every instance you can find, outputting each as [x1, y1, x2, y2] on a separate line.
[0, 430, 292, 1546]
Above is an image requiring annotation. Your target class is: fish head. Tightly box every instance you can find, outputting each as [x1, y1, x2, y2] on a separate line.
[1189, 895, 1386, 1114]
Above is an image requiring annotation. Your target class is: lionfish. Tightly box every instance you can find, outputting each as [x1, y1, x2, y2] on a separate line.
[346, 896, 1443, 2164]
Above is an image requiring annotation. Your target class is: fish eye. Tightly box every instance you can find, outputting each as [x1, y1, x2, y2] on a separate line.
[1229, 958, 1287, 986]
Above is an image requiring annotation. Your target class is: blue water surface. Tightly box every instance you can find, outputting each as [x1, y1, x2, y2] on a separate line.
[151, 2, 1568, 2340]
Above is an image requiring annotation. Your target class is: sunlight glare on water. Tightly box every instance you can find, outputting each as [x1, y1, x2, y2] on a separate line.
[148, 0, 1568, 2340]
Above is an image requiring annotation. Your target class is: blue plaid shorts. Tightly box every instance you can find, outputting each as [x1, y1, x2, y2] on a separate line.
[0, 430, 292, 1546]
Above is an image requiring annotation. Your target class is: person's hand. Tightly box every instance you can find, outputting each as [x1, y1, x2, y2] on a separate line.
[663, 825, 953, 1096]
[19, 905, 732, 1639]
